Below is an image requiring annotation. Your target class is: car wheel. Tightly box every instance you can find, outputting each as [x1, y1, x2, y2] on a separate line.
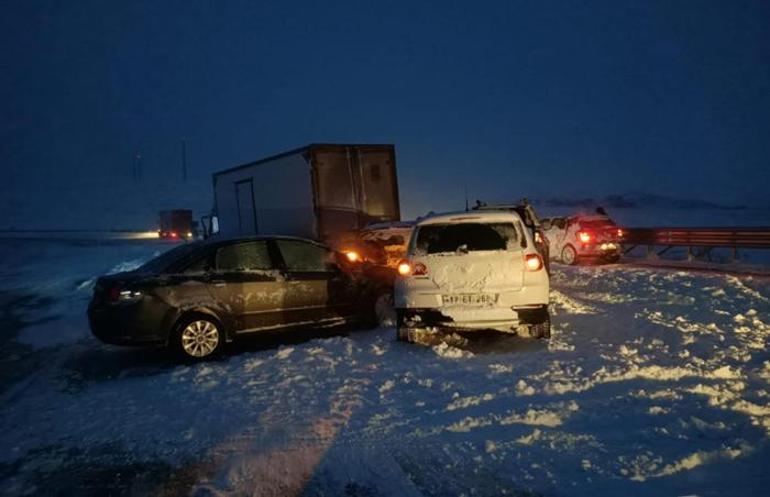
[605, 254, 621, 264]
[530, 314, 551, 339]
[395, 309, 415, 343]
[175, 316, 223, 360]
[396, 326, 413, 342]
[561, 245, 578, 265]
[373, 290, 396, 328]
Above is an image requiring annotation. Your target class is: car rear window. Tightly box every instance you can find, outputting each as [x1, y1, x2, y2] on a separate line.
[413, 222, 519, 255]
[138, 242, 203, 273]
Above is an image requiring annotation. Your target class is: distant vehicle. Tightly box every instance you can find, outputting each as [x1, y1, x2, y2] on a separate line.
[88, 236, 378, 360]
[352, 221, 415, 269]
[541, 212, 623, 265]
[394, 210, 550, 342]
[210, 144, 401, 249]
[158, 209, 193, 240]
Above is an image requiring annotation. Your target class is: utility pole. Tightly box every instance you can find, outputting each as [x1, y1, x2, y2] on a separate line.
[133, 153, 142, 181]
[181, 138, 188, 181]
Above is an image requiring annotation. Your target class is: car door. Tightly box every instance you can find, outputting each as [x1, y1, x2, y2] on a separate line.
[206, 240, 287, 333]
[545, 217, 568, 255]
[273, 239, 357, 324]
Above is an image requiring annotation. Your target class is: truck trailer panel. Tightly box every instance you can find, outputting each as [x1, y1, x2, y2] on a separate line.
[213, 151, 316, 239]
[213, 144, 400, 246]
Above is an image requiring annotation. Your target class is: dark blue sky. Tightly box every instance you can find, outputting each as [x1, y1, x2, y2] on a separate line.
[2, 0, 769, 221]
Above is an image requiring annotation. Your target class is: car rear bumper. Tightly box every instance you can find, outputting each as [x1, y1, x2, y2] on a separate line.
[576, 244, 621, 261]
[399, 305, 548, 332]
[394, 284, 549, 310]
[88, 304, 169, 346]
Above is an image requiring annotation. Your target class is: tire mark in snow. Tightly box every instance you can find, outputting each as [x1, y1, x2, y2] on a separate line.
[190, 340, 376, 496]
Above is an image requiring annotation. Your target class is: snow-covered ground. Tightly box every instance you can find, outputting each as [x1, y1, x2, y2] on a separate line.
[1, 238, 770, 496]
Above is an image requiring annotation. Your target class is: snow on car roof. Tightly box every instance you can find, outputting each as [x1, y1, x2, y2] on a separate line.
[574, 215, 613, 222]
[416, 210, 523, 226]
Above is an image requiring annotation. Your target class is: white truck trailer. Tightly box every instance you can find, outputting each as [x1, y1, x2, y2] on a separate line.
[211, 144, 400, 248]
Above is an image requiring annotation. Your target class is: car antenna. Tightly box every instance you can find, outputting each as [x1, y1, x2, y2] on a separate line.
[464, 184, 469, 212]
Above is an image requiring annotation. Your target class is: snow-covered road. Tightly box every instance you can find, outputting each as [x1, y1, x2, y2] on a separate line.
[1, 239, 769, 496]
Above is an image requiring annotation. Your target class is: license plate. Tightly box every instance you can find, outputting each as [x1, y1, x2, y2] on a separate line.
[442, 293, 498, 306]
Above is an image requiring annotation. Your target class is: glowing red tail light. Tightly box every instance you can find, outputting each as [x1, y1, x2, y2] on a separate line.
[577, 231, 592, 243]
[106, 285, 122, 302]
[524, 253, 544, 271]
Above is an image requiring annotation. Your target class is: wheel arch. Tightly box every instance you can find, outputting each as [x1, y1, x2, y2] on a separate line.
[171, 307, 231, 343]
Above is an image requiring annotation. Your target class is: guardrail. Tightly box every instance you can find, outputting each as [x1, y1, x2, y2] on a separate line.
[621, 227, 770, 260]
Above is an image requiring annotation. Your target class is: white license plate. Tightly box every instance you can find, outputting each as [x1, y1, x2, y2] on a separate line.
[442, 293, 498, 306]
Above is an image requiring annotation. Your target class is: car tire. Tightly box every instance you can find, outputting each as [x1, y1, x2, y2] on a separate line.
[396, 326, 413, 342]
[173, 315, 224, 360]
[530, 314, 551, 339]
[373, 290, 396, 328]
[395, 309, 415, 343]
[606, 254, 621, 264]
[561, 245, 578, 265]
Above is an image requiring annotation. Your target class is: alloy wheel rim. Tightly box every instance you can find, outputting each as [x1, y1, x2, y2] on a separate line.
[563, 246, 576, 264]
[181, 320, 219, 357]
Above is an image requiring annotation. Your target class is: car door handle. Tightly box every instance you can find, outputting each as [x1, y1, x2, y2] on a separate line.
[210, 280, 227, 287]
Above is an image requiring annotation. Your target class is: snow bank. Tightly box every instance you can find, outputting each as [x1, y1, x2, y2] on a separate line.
[1, 239, 770, 496]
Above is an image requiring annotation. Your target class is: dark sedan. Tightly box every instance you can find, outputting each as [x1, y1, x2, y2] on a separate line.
[88, 236, 377, 359]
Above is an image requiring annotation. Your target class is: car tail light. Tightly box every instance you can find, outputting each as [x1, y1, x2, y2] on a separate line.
[397, 261, 411, 276]
[170, 232, 178, 238]
[106, 285, 142, 303]
[343, 250, 361, 263]
[577, 231, 592, 243]
[106, 285, 122, 302]
[524, 253, 544, 271]
[617, 228, 624, 237]
[397, 260, 427, 276]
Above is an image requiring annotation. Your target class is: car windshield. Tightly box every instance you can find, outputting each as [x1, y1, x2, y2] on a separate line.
[413, 222, 519, 255]
[138, 242, 203, 273]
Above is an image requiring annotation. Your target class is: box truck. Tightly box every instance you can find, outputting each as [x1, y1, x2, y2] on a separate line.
[158, 209, 193, 240]
[211, 144, 400, 248]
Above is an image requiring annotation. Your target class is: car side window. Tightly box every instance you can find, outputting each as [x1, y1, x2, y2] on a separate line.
[276, 240, 333, 273]
[182, 254, 211, 274]
[215, 241, 273, 272]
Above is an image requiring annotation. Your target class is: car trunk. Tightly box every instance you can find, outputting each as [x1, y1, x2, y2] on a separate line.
[410, 220, 526, 302]
[419, 251, 525, 295]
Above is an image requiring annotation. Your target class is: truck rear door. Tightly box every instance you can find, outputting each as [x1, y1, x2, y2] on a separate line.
[235, 179, 257, 236]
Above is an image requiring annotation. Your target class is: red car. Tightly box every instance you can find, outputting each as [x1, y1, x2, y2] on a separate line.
[542, 214, 624, 264]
